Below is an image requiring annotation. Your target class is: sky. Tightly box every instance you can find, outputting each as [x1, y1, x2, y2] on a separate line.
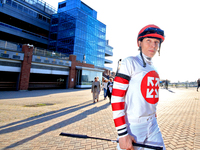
[45, 0, 200, 82]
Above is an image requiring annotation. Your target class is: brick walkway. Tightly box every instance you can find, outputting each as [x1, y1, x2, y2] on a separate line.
[0, 88, 199, 150]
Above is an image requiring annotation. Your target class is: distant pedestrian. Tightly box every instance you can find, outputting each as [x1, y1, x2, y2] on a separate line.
[96, 76, 100, 83]
[91, 77, 101, 103]
[165, 79, 168, 90]
[102, 78, 108, 100]
[197, 78, 200, 92]
[107, 78, 113, 103]
[96, 76, 101, 94]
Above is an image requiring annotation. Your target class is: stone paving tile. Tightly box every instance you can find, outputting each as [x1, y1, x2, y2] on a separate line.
[0, 88, 199, 150]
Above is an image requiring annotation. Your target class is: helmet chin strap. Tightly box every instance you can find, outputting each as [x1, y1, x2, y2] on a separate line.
[158, 43, 161, 56]
[139, 46, 146, 68]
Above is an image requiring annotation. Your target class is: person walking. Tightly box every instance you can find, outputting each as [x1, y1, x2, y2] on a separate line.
[102, 78, 108, 100]
[165, 79, 168, 90]
[91, 77, 101, 103]
[96, 76, 101, 95]
[111, 24, 166, 150]
[197, 78, 200, 92]
[107, 78, 113, 103]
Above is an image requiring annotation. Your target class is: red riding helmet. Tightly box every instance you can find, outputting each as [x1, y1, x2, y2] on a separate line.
[137, 24, 165, 46]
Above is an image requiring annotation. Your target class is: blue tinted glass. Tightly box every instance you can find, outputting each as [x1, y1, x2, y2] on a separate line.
[49, 6, 107, 68]
[80, 2, 93, 17]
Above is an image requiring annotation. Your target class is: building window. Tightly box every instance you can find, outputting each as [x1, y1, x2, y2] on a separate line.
[18, 4, 23, 11]
[6, 0, 11, 5]
[38, 14, 43, 20]
[76, 69, 102, 86]
[43, 16, 47, 22]
[24, 7, 28, 13]
[46, 18, 50, 23]
[58, 2, 66, 9]
[12, 1, 17, 8]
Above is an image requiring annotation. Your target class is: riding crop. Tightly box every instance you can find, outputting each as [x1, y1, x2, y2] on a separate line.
[59, 132, 163, 150]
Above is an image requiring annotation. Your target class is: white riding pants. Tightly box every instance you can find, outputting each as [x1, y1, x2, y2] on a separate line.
[117, 116, 166, 150]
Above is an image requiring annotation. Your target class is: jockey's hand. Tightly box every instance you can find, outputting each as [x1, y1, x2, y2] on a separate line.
[119, 134, 136, 150]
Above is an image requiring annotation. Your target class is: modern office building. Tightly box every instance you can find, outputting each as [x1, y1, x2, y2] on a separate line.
[49, 0, 111, 69]
[0, 0, 113, 90]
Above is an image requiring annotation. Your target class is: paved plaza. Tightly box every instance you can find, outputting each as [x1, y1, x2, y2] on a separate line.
[0, 88, 200, 150]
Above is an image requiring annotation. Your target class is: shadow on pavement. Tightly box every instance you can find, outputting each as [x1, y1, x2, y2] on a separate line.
[160, 88, 175, 93]
[0, 100, 90, 130]
[0, 101, 110, 149]
[0, 89, 89, 99]
[167, 89, 175, 93]
[0, 100, 93, 133]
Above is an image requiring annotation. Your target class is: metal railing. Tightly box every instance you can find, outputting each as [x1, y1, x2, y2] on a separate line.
[0, 39, 69, 60]
[16, 0, 56, 15]
[5, 0, 52, 23]
[0, 40, 22, 51]
[161, 82, 198, 89]
[33, 47, 69, 60]
[23, 0, 57, 14]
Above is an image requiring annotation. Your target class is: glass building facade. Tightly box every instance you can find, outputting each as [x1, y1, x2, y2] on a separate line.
[76, 67, 103, 88]
[48, 0, 106, 68]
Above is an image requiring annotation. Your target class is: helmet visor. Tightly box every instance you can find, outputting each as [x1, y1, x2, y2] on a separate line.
[138, 27, 164, 37]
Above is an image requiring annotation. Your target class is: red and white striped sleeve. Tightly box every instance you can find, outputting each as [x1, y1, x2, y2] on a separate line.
[111, 58, 133, 138]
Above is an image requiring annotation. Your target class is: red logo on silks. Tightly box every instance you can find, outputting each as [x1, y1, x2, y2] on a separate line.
[141, 71, 159, 104]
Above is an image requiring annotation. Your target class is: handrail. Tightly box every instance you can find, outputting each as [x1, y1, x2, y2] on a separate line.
[29, 82, 65, 83]
[16, 0, 57, 14]
[0, 82, 16, 83]
[33, 47, 69, 60]
[0, 39, 22, 51]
